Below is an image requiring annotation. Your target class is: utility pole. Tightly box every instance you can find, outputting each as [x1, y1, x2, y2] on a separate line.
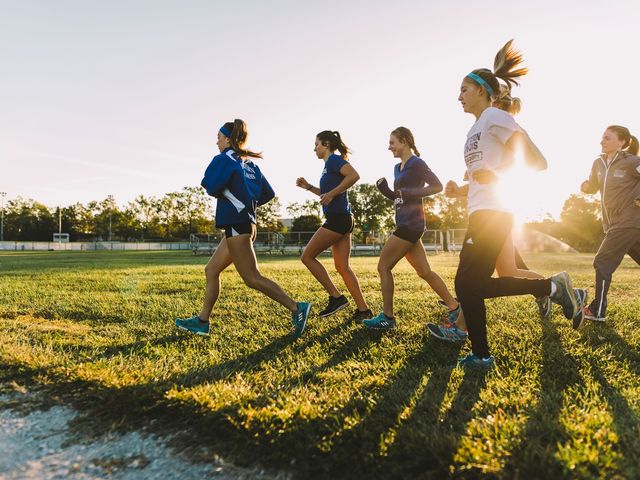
[108, 194, 114, 242]
[0, 192, 6, 242]
[58, 207, 62, 243]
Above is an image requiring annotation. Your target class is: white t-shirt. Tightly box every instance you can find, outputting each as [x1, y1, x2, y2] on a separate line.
[464, 107, 521, 214]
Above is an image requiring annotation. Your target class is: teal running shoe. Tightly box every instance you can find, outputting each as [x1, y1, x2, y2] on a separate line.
[427, 322, 468, 342]
[446, 304, 462, 325]
[535, 296, 552, 320]
[292, 302, 311, 338]
[363, 312, 396, 330]
[549, 272, 578, 320]
[458, 353, 494, 370]
[572, 288, 587, 330]
[175, 315, 210, 336]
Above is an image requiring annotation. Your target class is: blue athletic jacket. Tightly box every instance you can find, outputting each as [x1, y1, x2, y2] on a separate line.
[201, 148, 275, 227]
[376, 156, 442, 232]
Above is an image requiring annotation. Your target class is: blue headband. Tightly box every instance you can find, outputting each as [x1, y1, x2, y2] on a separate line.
[219, 126, 232, 137]
[466, 73, 494, 97]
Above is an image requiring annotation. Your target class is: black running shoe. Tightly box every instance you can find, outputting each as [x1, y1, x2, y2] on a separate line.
[350, 308, 373, 324]
[319, 295, 349, 317]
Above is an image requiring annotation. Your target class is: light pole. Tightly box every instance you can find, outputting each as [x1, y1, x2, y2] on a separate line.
[0, 192, 6, 242]
[108, 194, 114, 242]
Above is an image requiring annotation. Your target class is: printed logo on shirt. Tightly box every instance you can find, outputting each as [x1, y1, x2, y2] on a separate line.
[465, 237, 474, 245]
[464, 132, 482, 155]
[241, 162, 256, 180]
[394, 197, 403, 208]
[464, 152, 483, 168]
[613, 169, 626, 178]
[322, 168, 327, 175]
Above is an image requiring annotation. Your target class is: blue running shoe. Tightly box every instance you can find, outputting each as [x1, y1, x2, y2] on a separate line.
[445, 304, 462, 325]
[573, 288, 587, 330]
[458, 353, 494, 370]
[427, 322, 468, 342]
[549, 272, 578, 320]
[535, 296, 552, 320]
[292, 302, 311, 338]
[363, 312, 396, 330]
[175, 315, 210, 336]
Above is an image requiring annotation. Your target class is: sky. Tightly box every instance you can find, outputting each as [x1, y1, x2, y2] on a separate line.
[2, 0, 639, 221]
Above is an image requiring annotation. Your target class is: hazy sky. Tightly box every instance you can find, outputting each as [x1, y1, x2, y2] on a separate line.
[2, 0, 638, 221]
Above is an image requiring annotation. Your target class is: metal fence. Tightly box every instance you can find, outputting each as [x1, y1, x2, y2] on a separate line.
[0, 229, 455, 255]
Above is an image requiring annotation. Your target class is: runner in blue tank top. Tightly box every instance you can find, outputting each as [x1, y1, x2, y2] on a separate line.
[296, 131, 372, 322]
[175, 119, 311, 338]
[362, 126, 459, 330]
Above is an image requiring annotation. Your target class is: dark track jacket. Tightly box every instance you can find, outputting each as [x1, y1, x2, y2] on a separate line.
[201, 148, 274, 227]
[582, 151, 640, 232]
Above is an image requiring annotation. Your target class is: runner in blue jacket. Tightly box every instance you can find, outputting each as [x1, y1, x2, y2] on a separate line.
[175, 119, 311, 338]
[363, 126, 459, 330]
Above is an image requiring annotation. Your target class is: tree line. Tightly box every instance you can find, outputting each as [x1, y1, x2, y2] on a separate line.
[0, 185, 604, 251]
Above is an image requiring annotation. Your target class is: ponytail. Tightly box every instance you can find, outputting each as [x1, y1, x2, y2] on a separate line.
[493, 84, 522, 115]
[391, 126, 421, 158]
[221, 119, 262, 159]
[316, 130, 351, 160]
[607, 125, 639, 156]
[466, 39, 528, 101]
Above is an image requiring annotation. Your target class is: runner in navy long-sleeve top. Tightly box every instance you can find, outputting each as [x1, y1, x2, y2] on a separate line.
[362, 126, 459, 330]
[175, 119, 311, 338]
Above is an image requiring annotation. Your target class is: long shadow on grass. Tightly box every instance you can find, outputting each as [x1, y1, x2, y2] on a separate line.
[580, 324, 640, 475]
[278, 337, 467, 479]
[501, 318, 583, 478]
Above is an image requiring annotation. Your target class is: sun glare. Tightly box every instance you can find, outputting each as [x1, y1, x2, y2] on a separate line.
[495, 163, 549, 226]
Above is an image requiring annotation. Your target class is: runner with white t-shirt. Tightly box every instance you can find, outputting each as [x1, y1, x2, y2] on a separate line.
[450, 40, 584, 369]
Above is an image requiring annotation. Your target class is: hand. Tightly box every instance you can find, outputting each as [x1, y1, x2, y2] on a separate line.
[635, 198, 640, 208]
[580, 180, 591, 194]
[376, 177, 388, 187]
[445, 180, 459, 198]
[471, 169, 498, 184]
[296, 177, 310, 190]
[319, 192, 335, 206]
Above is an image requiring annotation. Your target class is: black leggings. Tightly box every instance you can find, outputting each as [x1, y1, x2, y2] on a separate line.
[455, 210, 551, 358]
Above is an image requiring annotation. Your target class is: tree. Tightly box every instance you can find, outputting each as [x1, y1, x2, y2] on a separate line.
[557, 194, 603, 251]
[433, 193, 468, 230]
[257, 196, 284, 232]
[347, 184, 394, 241]
[286, 200, 322, 218]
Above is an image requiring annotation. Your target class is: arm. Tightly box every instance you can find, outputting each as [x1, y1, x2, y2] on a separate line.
[296, 177, 321, 197]
[445, 180, 469, 198]
[376, 178, 397, 201]
[506, 130, 547, 171]
[319, 163, 360, 206]
[258, 174, 275, 206]
[581, 162, 600, 194]
[201, 156, 235, 197]
[398, 163, 443, 199]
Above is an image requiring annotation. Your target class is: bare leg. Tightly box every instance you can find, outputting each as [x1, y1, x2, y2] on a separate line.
[377, 235, 414, 318]
[332, 233, 369, 311]
[198, 238, 233, 321]
[300, 227, 344, 297]
[405, 241, 458, 309]
[495, 234, 544, 279]
[227, 234, 298, 312]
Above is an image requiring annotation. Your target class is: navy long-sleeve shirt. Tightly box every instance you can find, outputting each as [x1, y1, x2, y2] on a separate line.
[377, 156, 442, 232]
[201, 148, 274, 227]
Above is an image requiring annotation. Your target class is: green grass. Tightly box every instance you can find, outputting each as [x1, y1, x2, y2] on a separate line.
[1, 251, 639, 479]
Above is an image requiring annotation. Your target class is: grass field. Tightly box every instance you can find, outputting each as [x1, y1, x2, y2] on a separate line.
[1, 251, 639, 479]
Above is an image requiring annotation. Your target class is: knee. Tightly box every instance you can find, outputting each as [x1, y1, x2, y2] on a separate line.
[242, 273, 262, 290]
[417, 268, 434, 281]
[204, 264, 221, 279]
[377, 261, 389, 276]
[334, 262, 350, 277]
[300, 249, 315, 266]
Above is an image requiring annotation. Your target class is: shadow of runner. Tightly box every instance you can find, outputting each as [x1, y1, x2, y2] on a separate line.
[579, 325, 640, 476]
[501, 317, 583, 478]
[385, 358, 488, 479]
[281, 337, 464, 479]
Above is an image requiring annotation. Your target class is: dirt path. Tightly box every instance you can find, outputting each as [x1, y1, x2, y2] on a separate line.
[0, 390, 282, 479]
